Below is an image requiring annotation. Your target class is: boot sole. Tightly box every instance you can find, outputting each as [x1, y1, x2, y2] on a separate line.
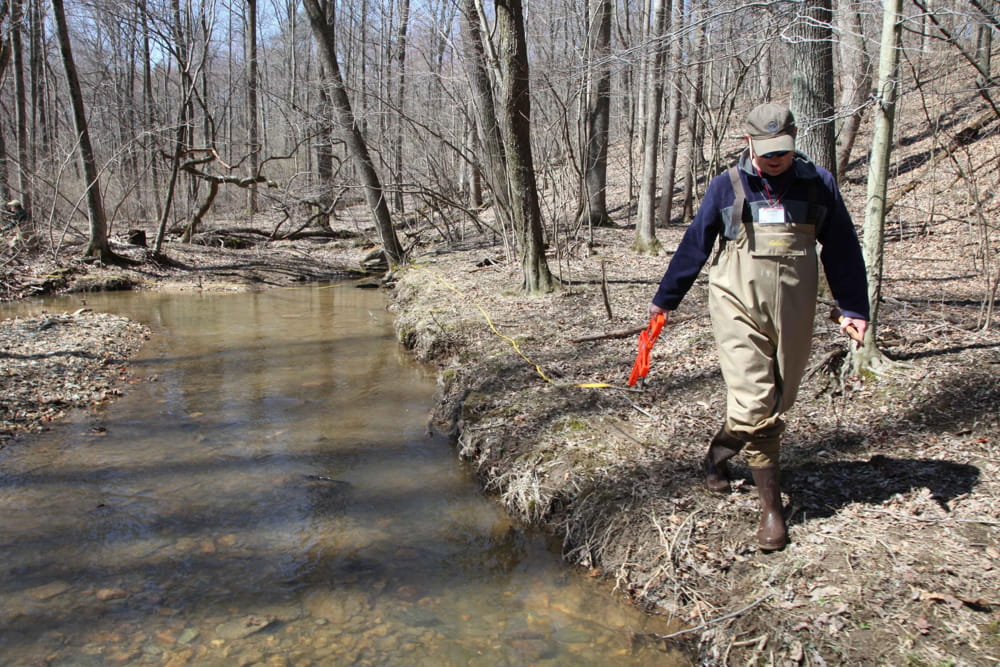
[758, 539, 788, 551]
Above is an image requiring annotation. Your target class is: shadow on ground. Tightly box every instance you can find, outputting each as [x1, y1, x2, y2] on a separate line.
[784, 455, 979, 521]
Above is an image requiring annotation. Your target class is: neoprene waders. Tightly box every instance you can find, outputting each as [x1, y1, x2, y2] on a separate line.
[703, 427, 744, 493]
[750, 466, 787, 551]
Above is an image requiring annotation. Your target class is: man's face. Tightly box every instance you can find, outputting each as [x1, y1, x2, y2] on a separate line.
[748, 137, 795, 176]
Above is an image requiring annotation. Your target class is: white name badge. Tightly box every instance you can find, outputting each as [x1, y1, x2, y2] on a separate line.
[759, 206, 786, 225]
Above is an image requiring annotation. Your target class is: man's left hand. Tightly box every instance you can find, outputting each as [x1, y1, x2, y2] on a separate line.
[840, 317, 867, 343]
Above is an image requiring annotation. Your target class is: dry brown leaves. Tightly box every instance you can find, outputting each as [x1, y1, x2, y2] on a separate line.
[0, 310, 150, 444]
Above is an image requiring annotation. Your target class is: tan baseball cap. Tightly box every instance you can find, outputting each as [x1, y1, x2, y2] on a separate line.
[746, 103, 796, 155]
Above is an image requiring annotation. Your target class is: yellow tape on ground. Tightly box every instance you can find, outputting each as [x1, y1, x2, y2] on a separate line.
[416, 265, 623, 390]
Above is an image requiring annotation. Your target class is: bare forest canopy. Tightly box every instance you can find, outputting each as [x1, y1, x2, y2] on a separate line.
[0, 0, 998, 298]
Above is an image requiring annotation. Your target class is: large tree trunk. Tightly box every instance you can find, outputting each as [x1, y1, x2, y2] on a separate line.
[633, 0, 669, 255]
[790, 0, 838, 177]
[458, 0, 512, 233]
[303, 0, 405, 267]
[578, 0, 612, 230]
[494, 0, 554, 294]
[52, 0, 119, 263]
[854, 0, 903, 374]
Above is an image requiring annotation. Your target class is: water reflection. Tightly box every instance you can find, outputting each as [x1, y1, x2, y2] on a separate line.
[0, 286, 687, 665]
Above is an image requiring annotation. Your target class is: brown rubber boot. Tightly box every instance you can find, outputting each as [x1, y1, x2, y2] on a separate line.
[702, 428, 744, 493]
[750, 466, 788, 551]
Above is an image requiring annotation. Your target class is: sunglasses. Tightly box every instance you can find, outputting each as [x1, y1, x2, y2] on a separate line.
[760, 150, 791, 159]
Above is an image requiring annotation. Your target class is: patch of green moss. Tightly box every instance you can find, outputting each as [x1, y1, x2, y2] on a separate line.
[556, 417, 591, 434]
[440, 368, 458, 387]
[396, 326, 416, 348]
[982, 620, 1000, 646]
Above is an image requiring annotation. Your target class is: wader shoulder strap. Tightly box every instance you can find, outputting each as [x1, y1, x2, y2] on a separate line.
[725, 166, 746, 240]
[807, 179, 824, 233]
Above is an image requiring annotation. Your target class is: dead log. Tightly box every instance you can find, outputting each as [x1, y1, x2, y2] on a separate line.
[570, 326, 645, 343]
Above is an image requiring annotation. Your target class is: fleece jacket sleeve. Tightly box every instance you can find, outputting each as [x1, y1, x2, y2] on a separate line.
[650, 173, 730, 311]
[816, 170, 871, 321]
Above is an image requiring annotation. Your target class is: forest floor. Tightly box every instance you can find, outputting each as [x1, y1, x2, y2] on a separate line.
[2, 102, 1000, 665]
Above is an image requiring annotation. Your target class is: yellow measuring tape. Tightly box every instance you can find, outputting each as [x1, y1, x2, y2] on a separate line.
[418, 265, 616, 389]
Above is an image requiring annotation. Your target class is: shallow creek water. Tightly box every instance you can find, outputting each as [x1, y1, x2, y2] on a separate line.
[0, 286, 687, 666]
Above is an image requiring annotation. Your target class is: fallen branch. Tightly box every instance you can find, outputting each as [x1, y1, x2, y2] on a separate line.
[803, 347, 845, 382]
[654, 593, 773, 640]
[571, 326, 644, 343]
[864, 509, 1000, 526]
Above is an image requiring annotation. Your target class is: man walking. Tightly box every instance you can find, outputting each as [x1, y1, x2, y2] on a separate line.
[648, 102, 869, 550]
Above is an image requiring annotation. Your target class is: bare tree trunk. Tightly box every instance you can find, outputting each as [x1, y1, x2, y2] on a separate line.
[391, 0, 410, 213]
[791, 0, 838, 177]
[462, 105, 483, 209]
[458, 0, 512, 231]
[246, 0, 260, 213]
[303, 0, 405, 267]
[656, 0, 683, 227]
[634, 0, 668, 255]
[0, 9, 12, 201]
[758, 45, 772, 100]
[854, 0, 903, 374]
[974, 2, 993, 90]
[154, 0, 195, 253]
[11, 0, 30, 212]
[617, 4, 638, 204]
[578, 0, 612, 229]
[140, 0, 162, 222]
[28, 0, 48, 164]
[52, 0, 119, 263]
[494, 0, 554, 294]
[314, 67, 335, 190]
[680, 16, 705, 221]
[835, 0, 871, 180]
[358, 0, 369, 138]
[0, 128, 8, 204]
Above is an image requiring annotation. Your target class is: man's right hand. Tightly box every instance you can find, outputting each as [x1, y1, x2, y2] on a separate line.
[648, 303, 671, 324]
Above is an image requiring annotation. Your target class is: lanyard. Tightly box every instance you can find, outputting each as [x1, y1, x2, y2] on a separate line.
[754, 166, 786, 208]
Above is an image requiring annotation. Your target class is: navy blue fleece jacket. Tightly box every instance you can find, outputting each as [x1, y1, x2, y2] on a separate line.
[652, 151, 870, 321]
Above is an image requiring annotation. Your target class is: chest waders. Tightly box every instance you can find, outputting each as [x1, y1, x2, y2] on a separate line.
[708, 166, 820, 469]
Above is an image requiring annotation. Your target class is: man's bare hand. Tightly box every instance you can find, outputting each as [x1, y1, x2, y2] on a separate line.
[840, 316, 867, 343]
[648, 303, 671, 324]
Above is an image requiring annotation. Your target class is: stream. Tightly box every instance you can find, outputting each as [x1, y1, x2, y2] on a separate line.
[0, 285, 687, 665]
